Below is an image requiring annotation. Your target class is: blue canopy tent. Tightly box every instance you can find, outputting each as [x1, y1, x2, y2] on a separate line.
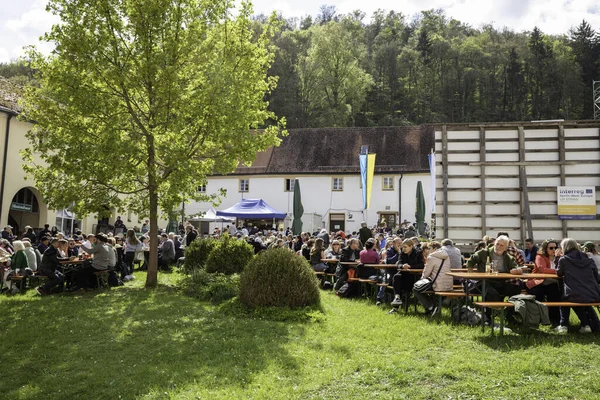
[216, 199, 287, 220]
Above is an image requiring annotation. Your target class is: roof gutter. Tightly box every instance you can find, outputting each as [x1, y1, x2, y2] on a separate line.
[0, 110, 13, 222]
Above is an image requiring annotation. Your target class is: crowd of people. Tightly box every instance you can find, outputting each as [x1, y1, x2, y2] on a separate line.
[3, 218, 600, 333]
[218, 221, 600, 334]
[0, 220, 200, 295]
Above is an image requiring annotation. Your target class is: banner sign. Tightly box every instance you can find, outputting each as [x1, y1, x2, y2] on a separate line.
[428, 151, 436, 213]
[11, 202, 32, 212]
[557, 186, 596, 220]
[359, 153, 376, 210]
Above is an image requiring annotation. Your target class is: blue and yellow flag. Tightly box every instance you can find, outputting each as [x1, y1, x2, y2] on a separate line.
[360, 153, 376, 210]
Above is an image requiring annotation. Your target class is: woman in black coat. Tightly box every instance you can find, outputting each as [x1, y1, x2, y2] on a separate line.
[556, 238, 600, 333]
[388, 238, 424, 313]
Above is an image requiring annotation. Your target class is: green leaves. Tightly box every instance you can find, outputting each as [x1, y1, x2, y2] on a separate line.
[20, 0, 286, 285]
[20, 0, 285, 219]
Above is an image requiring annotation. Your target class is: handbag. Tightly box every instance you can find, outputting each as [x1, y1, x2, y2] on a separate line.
[413, 259, 445, 293]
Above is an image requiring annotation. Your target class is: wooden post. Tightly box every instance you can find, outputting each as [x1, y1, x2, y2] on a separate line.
[442, 125, 449, 239]
[479, 127, 487, 238]
[518, 126, 534, 243]
[558, 125, 568, 238]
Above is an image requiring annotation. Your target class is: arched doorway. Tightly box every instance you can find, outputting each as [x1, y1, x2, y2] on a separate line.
[9, 187, 41, 236]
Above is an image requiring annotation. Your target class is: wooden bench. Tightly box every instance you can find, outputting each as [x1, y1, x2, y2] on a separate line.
[474, 301, 600, 336]
[94, 270, 110, 289]
[9, 275, 26, 291]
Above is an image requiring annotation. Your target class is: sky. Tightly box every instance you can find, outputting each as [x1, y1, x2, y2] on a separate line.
[1, 0, 600, 63]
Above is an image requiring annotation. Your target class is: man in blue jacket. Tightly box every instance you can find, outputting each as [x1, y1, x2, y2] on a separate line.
[524, 238, 539, 263]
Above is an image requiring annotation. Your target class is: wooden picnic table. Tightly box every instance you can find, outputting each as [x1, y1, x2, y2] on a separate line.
[59, 259, 85, 265]
[59, 259, 85, 290]
[447, 272, 558, 280]
[447, 271, 559, 307]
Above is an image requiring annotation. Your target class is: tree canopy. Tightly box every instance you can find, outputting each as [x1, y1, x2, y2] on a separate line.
[19, 0, 285, 286]
[264, 8, 600, 127]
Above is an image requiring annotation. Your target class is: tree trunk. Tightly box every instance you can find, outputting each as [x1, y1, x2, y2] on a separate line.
[145, 135, 159, 288]
[146, 188, 159, 287]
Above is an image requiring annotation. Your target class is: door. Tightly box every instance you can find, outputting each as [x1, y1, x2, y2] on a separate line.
[379, 213, 397, 230]
[329, 213, 345, 232]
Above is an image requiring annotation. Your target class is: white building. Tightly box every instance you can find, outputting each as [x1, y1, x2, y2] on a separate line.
[186, 126, 434, 234]
[0, 77, 167, 235]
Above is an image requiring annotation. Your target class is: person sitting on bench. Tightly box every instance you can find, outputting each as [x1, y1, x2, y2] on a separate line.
[74, 234, 110, 290]
[466, 235, 523, 325]
[36, 238, 65, 296]
[556, 238, 600, 334]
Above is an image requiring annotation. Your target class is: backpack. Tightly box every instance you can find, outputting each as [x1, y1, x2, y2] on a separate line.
[108, 271, 124, 287]
[453, 305, 483, 326]
[336, 282, 358, 298]
[509, 294, 550, 327]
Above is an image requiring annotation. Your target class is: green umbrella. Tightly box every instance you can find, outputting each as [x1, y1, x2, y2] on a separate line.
[415, 181, 426, 236]
[292, 179, 304, 235]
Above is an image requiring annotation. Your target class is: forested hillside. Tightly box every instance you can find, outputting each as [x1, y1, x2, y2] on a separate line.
[2, 6, 599, 127]
[262, 7, 600, 127]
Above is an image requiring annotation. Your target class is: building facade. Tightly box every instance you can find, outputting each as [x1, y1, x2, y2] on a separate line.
[0, 79, 166, 236]
[187, 126, 435, 234]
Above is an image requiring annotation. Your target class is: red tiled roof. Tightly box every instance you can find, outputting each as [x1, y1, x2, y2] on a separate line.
[233, 126, 434, 175]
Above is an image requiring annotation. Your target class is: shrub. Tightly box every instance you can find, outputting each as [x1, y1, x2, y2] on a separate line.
[183, 269, 239, 304]
[205, 234, 254, 275]
[182, 238, 218, 274]
[239, 247, 320, 308]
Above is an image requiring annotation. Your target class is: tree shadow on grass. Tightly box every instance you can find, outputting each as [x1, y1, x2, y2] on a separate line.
[0, 285, 304, 399]
[475, 328, 600, 351]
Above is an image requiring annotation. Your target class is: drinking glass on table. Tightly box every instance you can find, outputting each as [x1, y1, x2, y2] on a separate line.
[491, 261, 498, 275]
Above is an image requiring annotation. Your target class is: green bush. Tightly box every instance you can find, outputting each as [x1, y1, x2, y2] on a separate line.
[239, 247, 320, 308]
[181, 238, 218, 274]
[183, 269, 239, 304]
[205, 234, 254, 275]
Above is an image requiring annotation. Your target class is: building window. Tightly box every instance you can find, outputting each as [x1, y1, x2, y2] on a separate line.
[285, 179, 295, 192]
[239, 179, 249, 192]
[382, 177, 394, 190]
[332, 177, 343, 191]
[198, 185, 206, 193]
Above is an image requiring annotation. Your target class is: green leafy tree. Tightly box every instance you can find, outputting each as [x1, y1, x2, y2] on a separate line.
[297, 21, 373, 126]
[20, 0, 285, 287]
[570, 20, 600, 118]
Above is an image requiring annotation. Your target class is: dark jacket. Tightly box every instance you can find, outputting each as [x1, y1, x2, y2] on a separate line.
[293, 238, 303, 253]
[557, 250, 600, 303]
[301, 244, 311, 261]
[185, 230, 197, 246]
[24, 230, 37, 244]
[37, 243, 49, 255]
[386, 247, 401, 265]
[509, 294, 551, 327]
[38, 228, 51, 240]
[340, 246, 361, 263]
[2, 230, 12, 242]
[399, 248, 424, 269]
[40, 245, 61, 272]
[317, 232, 330, 247]
[524, 246, 539, 263]
[467, 247, 517, 272]
[404, 228, 417, 238]
[10, 250, 29, 270]
[358, 227, 372, 246]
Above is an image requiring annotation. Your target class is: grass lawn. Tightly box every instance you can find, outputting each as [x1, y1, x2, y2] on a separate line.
[1, 272, 600, 399]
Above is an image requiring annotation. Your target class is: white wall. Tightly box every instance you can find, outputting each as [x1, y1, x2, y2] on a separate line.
[186, 173, 432, 233]
[0, 112, 168, 235]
